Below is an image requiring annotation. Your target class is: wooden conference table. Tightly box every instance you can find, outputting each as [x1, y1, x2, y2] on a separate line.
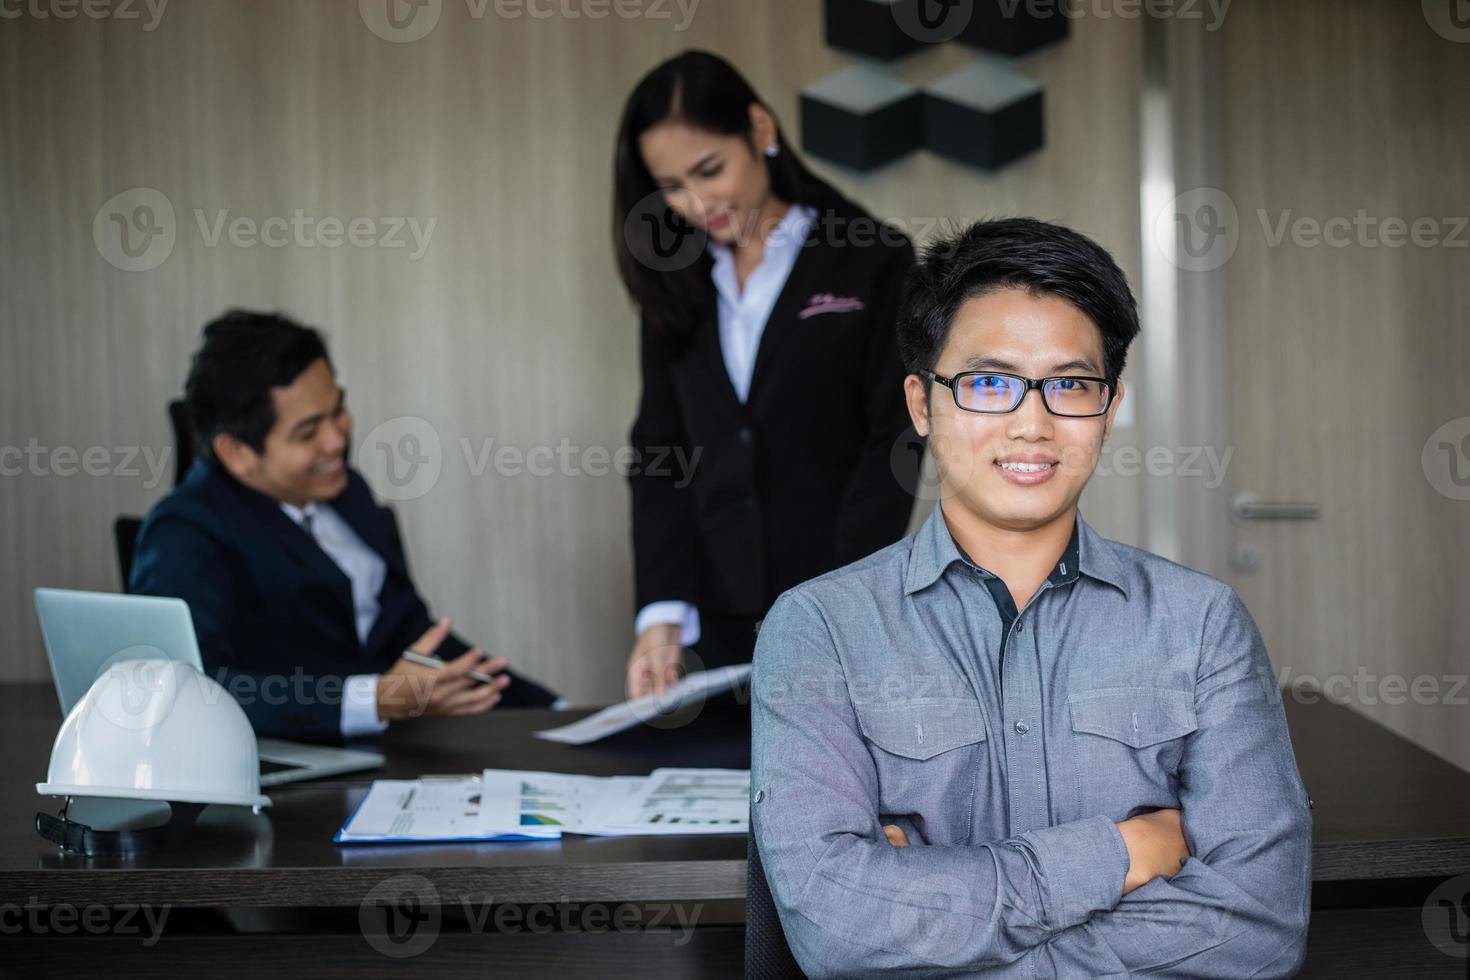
[0, 683, 1467, 978]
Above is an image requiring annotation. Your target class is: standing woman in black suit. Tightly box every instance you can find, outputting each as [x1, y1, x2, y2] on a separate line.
[614, 51, 919, 696]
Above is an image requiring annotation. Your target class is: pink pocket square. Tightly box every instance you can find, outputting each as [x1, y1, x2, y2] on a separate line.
[799, 293, 866, 320]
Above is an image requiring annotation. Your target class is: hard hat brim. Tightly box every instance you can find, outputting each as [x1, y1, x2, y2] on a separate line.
[37, 782, 271, 810]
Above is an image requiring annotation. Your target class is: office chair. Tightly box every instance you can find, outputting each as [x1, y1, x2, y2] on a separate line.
[112, 400, 195, 591]
[745, 829, 805, 979]
[167, 398, 197, 485]
[113, 516, 144, 590]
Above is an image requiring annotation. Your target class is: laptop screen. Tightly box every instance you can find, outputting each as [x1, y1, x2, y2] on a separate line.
[33, 588, 206, 715]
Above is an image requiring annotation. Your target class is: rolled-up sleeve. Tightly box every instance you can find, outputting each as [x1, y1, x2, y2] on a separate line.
[1037, 584, 1313, 978]
[752, 591, 1131, 978]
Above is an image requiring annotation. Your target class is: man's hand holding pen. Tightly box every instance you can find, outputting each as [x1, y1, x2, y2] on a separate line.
[376, 616, 511, 721]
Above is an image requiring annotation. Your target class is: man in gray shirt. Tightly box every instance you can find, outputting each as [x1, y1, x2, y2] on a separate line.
[751, 218, 1312, 977]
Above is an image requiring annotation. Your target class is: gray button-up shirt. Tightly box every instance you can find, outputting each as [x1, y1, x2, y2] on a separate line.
[752, 505, 1313, 978]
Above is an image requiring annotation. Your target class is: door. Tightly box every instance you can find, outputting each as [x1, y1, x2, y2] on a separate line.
[1216, 0, 1470, 771]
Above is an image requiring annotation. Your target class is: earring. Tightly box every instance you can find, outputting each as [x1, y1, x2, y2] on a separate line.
[765, 144, 780, 158]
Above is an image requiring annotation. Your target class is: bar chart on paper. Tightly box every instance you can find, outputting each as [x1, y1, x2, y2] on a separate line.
[623, 770, 750, 830]
[336, 769, 750, 843]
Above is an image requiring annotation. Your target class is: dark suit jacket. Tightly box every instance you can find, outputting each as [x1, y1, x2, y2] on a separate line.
[130, 458, 556, 741]
[631, 203, 921, 619]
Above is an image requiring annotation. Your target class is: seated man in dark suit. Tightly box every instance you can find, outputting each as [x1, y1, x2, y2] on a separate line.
[131, 309, 560, 742]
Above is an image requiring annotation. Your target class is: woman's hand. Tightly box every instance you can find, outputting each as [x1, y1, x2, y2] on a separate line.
[625, 622, 684, 698]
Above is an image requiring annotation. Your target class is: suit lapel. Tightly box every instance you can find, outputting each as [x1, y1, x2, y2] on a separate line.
[747, 224, 838, 406]
[328, 477, 406, 579]
[688, 294, 748, 419]
[224, 474, 359, 635]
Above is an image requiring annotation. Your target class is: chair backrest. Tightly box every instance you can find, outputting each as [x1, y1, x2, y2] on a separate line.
[113, 516, 145, 590]
[167, 398, 197, 485]
[111, 399, 191, 592]
[745, 830, 805, 979]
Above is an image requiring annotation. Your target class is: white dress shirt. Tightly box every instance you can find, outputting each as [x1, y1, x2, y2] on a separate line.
[635, 205, 816, 645]
[280, 501, 389, 737]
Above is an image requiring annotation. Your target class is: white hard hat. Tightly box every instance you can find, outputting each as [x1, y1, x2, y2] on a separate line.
[37, 658, 271, 811]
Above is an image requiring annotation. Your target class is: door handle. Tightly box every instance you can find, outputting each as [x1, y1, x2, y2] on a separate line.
[1231, 492, 1320, 520]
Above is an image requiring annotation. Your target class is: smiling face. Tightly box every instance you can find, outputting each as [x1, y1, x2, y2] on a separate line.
[638, 106, 781, 247]
[904, 287, 1125, 534]
[214, 357, 352, 508]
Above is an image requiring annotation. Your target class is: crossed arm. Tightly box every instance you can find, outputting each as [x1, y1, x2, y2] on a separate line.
[750, 588, 1312, 979]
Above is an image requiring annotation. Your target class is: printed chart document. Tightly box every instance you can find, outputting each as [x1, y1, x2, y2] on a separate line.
[335, 769, 748, 843]
[333, 777, 554, 844]
[595, 768, 751, 834]
[478, 769, 646, 837]
[533, 664, 753, 745]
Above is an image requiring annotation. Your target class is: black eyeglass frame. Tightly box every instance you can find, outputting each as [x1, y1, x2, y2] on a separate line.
[919, 369, 1116, 418]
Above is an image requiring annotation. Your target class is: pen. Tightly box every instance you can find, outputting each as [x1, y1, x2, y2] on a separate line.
[400, 650, 499, 685]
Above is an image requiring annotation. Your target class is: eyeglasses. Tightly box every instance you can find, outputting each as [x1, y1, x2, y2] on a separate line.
[920, 370, 1115, 418]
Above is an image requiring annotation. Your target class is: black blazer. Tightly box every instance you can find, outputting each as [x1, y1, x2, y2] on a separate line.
[130, 458, 555, 742]
[630, 203, 921, 619]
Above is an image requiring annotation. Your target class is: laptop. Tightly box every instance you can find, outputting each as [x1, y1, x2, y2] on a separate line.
[34, 588, 384, 788]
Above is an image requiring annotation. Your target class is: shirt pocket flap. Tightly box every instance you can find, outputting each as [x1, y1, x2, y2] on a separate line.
[855, 699, 987, 761]
[1068, 688, 1198, 749]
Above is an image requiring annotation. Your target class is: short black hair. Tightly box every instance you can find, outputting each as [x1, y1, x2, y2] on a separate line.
[185, 309, 331, 456]
[897, 218, 1140, 385]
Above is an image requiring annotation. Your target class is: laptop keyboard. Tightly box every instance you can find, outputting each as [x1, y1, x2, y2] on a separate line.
[259, 759, 302, 776]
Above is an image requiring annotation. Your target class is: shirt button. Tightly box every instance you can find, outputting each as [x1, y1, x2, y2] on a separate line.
[1014, 721, 1029, 736]
[753, 789, 765, 803]
[1015, 621, 1024, 634]
[738, 427, 753, 446]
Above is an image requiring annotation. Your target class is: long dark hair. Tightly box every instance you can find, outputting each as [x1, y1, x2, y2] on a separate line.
[613, 51, 848, 344]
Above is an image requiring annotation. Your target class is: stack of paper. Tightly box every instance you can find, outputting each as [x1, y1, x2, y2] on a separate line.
[335, 768, 749, 844]
[332, 777, 546, 844]
[533, 664, 752, 745]
[594, 768, 751, 835]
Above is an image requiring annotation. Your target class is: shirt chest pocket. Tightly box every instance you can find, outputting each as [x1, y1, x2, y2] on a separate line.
[1067, 688, 1198, 812]
[853, 698, 987, 845]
